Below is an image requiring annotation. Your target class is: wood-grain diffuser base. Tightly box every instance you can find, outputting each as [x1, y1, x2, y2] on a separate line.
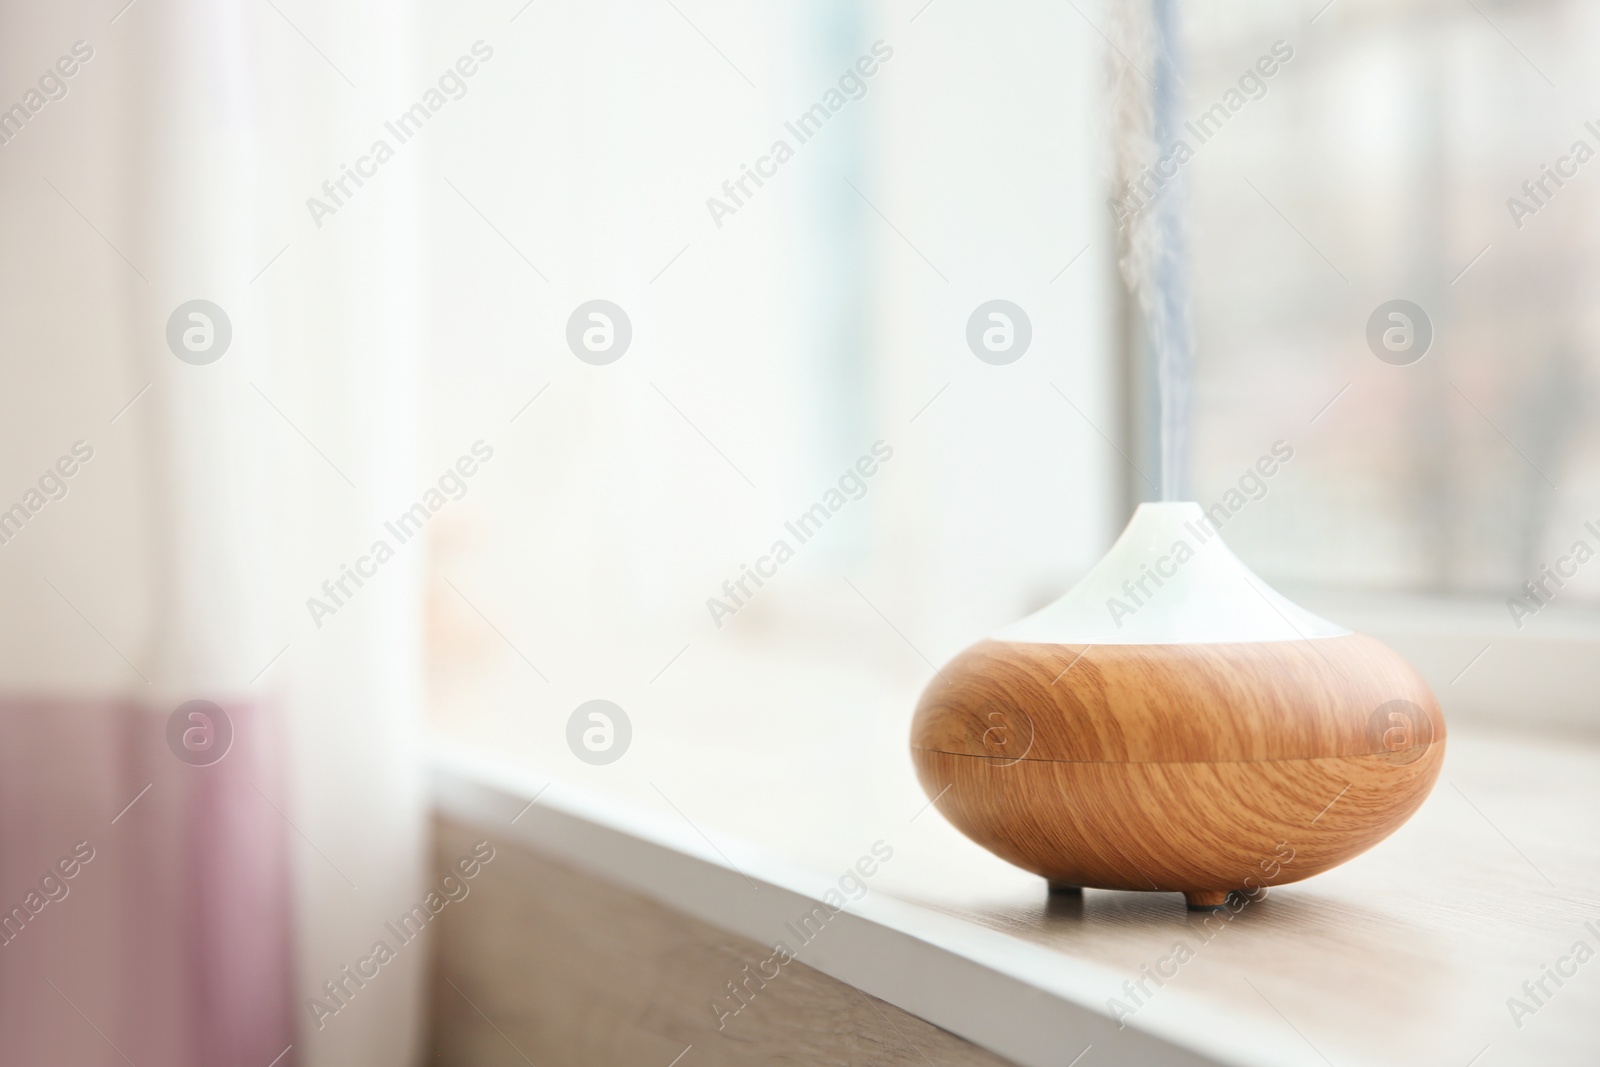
[910, 503, 1445, 910]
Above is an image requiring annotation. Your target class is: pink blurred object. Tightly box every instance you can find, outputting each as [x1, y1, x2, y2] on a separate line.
[0, 696, 296, 1067]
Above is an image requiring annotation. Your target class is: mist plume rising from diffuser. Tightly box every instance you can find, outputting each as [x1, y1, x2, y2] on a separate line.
[910, 503, 1445, 910]
[1110, 0, 1194, 501]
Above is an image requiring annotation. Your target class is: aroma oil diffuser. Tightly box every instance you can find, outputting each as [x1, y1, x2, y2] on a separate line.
[910, 502, 1445, 909]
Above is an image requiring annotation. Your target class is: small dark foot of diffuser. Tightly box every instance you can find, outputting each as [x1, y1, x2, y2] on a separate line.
[1047, 881, 1083, 896]
[1183, 889, 1229, 910]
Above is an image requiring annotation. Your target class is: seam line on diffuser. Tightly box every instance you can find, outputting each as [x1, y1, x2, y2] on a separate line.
[912, 745, 1440, 767]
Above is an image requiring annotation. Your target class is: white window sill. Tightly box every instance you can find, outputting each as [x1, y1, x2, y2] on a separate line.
[430, 721, 1600, 1067]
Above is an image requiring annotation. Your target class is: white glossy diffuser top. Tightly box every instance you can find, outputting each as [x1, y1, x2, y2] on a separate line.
[996, 501, 1349, 646]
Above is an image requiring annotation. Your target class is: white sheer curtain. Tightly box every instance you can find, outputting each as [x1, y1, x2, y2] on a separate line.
[0, 1, 427, 1065]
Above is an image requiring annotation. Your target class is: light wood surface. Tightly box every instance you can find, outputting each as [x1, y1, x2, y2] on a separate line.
[911, 636, 1445, 905]
[428, 634, 1600, 1066]
[427, 818, 1017, 1067]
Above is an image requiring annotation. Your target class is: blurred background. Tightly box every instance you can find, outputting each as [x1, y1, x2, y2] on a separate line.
[1, 0, 1596, 1063]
